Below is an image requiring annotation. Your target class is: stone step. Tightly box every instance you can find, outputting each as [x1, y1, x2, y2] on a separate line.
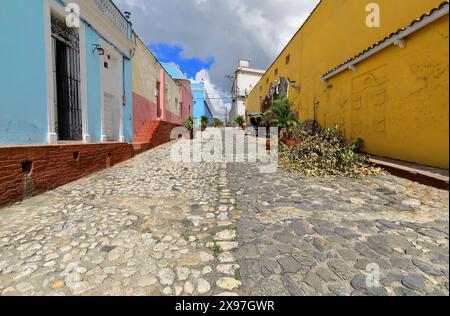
[369, 155, 449, 190]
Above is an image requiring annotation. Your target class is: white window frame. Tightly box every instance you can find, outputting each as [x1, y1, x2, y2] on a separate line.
[44, 0, 89, 144]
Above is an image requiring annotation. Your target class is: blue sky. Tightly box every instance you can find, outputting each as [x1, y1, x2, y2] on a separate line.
[149, 43, 214, 79]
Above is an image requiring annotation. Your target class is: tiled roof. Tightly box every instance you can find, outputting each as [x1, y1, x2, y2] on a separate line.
[322, 1, 449, 80]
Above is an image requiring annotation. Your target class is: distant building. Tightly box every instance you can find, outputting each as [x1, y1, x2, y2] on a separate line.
[161, 63, 194, 123]
[131, 37, 193, 144]
[229, 60, 265, 122]
[191, 82, 214, 127]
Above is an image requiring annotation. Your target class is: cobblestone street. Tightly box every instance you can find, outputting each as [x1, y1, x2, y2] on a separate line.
[229, 162, 449, 296]
[0, 140, 448, 296]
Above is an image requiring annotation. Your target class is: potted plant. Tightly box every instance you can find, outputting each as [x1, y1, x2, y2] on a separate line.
[212, 118, 224, 128]
[200, 115, 209, 131]
[264, 97, 298, 148]
[182, 117, 194, 139]
[235, 115, 245, 130]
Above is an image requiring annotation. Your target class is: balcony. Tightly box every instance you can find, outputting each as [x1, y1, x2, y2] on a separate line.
[93, 0, 128, 36]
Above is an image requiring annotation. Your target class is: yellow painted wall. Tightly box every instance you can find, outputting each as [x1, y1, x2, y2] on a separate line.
[132, 36, 180, 116]
[165, 72, 181, 116]
[247, 0, 449, 169]
[132, 36, 159, 103]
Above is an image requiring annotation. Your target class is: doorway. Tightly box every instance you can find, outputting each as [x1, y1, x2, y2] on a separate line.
[100, 44, 123, 142]
[51, 15, 82, 141]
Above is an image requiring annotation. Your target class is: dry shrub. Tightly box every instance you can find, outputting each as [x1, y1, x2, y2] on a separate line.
[279, 122, 384, 178]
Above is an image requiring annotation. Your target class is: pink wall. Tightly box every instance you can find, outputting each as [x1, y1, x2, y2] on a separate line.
[160, 79, 193, 125]
[178, 79, 194, 122]
[132, 74, 193, 142]
[132, 92, 158, 138]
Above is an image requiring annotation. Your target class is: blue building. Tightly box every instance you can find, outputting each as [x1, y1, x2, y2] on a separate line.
[191, 82, 214, 127]
[161, 62, 187, 80]
[0, 0, 134, 145]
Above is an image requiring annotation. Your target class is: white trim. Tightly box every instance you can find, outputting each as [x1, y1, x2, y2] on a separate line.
[322, 3, 449, 81]
[61, 0, 134, 57]
[100, 44, 106, 142]
[394, 39, 406, 49]
[79, 22, 90, 143]
[45, 0, 90, 144]
[118, 58, 125, 143]
[100, 40, 124, 143]
[44, 0, 57, 144]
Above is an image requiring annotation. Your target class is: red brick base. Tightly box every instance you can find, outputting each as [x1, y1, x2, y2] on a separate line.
[0, 143, 135, 207]
[0, 121, 183, 207]
[133, 121, 181, 154]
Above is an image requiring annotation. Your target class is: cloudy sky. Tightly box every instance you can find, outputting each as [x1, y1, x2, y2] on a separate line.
[115, 0, 320, 116]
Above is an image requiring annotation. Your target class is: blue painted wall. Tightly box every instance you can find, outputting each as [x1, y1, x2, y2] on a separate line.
[162, 63, 187, 80]
[0, 0, 48, 145]
[192, 83, 205, 121]
[85, 24, 102, 142]
[123, 58, 133, 142]
[0, 0, 134, 146]
[204, 100, 214, 123]
[191, 82, 214, 126]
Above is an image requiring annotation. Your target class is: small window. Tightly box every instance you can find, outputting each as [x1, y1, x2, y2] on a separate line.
[274, 68, 278, 76]
[104, 62, 109, 69]
[266, 78, 269, 85]
[259, 85, 262, 92]
[285, 54, 290, 65]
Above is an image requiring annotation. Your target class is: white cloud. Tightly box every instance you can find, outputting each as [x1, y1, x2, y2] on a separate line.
[115, 0, 319, 96]
[192, 69, 231, 121]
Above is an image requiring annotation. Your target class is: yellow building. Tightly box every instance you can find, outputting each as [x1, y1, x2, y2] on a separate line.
[247, 0, 449, 169]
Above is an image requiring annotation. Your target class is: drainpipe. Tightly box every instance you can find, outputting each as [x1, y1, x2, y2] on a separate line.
[119, 56, 127, 143]
[159, 69, 165, 121]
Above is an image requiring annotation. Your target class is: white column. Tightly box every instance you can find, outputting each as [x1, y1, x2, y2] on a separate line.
[118, 57, 125, 143]
[79, 23, 90, 143]
[44, 0, 57, 144]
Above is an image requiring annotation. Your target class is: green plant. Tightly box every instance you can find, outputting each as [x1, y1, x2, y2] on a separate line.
[209, 242, 222, 257]
[264, 97, 298, 130]
[200, 115, 209, 129]
[212, 117, 224, 127]
[182, 117, 194, 133]
[234, 269, 242, 281]
[181, 232, 191, 241]
[235, 115, 245, 127]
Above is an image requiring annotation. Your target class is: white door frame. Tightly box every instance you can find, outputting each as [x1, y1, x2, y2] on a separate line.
[44, 0, 89, 144]
[100, 39, 124, 143]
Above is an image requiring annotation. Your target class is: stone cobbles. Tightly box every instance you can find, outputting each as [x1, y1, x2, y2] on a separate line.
[0, 142, 238, 296]
[228, 146, 449, 296]
[1, 136, 448, 296]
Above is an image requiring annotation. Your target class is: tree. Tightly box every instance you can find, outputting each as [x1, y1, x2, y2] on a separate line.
[182, 117, 194, 139]
[264, 97, 298, 129]
[200, 115, 209, 129]
[235, 115, 245, 128]
[212, 118, 224, 127]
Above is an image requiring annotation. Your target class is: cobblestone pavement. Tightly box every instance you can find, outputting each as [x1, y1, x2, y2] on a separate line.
[0, 138, 449, 296]
[228, 160, 449, 296]
[0, 142, 240, 296]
